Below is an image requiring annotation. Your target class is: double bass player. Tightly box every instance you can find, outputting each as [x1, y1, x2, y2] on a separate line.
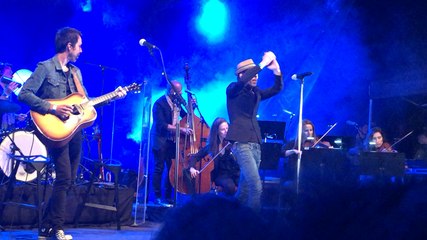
[150, 80, 192, 206]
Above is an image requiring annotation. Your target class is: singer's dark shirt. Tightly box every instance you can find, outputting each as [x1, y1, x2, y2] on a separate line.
[226, 66, 283, 144]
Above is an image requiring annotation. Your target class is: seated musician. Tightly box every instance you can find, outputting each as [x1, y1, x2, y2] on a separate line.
[414, 128, 427, 159]
[0, 62, 27, 130]
[282, 119, 331, 157]
[359, 127, 400, 184]
[281, 119, 331, 181]
[367, 127, 394, 152]
[347, 122, 369, 159]
[184, 117, 240, 196]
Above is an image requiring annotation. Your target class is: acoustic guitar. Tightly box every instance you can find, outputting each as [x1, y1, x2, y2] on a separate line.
[30, 82, 140, 147]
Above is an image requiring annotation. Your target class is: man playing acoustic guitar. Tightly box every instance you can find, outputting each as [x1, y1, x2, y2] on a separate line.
[18, 27, 127, 240]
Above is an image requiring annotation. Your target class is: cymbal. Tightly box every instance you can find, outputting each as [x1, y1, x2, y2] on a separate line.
[0, 100, 20, 113]
[12, 69, 32, 95]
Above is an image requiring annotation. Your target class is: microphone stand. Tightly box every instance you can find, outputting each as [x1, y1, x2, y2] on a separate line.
[88, 63, 118, 182]
[146, 46, 189, 209]
[295, 75, 307, 195]
[172, 100, 181, 207]
[158, 48, 188, 208]
[133, 80, 151, 225]
[98, 64, 106, 182]
[365, 98, 373, 151]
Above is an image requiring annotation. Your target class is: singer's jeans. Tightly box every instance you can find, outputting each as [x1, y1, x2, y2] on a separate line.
[43, 131, 82, 231]
[232, 142, 262, 211]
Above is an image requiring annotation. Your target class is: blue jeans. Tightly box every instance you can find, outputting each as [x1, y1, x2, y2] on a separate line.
[232, 142, 262, 211]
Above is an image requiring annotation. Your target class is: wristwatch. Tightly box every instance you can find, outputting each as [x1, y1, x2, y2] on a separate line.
[50, 104, 57, 114]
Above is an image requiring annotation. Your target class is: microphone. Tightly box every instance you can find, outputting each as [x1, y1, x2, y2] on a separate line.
[282, 109, 295, 116]
[138, 38, 157, 50]
[185, 89, 196, 95]
[346, 120, 359, 127]
[291, 72, 313, 80]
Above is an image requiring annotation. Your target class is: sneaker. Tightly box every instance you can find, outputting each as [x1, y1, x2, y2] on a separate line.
[38, 226, 52, 240]
[38, 229, 72, 240]
[54, 230, 73, 240]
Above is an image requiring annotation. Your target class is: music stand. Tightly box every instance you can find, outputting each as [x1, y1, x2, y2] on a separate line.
[300, 148, 347, 180]
[258, 120, 286, 170]
[359, 152, 406, 177]
[258, 120, 286, 142]
[258, 121, 286, 212]
[260, 143, 282, 170]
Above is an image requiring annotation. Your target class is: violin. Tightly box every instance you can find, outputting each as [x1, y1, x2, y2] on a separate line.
[377, 142, 394, 152]
[303, 138, 331, 149]
[376, 130, 413, 153]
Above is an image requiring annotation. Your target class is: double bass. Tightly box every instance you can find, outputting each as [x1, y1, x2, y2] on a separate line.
[169, 64, 211, 194]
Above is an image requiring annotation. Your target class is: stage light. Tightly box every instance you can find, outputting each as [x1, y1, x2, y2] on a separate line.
[80, 0, 92, 12]
[196, 0, 229, 44]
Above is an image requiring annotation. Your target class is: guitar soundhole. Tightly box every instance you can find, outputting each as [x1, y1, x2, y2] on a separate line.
[72, 104, 82, 115]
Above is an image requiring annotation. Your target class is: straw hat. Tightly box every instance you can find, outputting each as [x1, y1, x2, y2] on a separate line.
[235, 59, 256, 75]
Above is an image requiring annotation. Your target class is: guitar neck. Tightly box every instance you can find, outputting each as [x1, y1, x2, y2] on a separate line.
[87, 83, 139, 107]
[89, 90, 120, 107]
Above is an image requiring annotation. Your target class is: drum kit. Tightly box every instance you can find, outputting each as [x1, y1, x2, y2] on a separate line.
[0, 68, 53, 184]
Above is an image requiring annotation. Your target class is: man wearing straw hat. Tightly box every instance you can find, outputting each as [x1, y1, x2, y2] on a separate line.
[226, 51, 283, 211]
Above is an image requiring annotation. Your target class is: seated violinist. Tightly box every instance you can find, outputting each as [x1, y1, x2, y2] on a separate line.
[283, 119, 331, 158]
[368, 127, 394, 152]
[184, 117, 240, 196]
[281, 119, 331, 181]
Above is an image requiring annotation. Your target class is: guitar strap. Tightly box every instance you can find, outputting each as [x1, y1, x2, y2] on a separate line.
[71, 68, 86, 97]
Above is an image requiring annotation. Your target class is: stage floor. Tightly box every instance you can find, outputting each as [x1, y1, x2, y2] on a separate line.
[0, 223, 162, 240]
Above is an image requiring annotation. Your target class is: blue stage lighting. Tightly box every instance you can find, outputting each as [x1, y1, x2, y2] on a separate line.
[196, 0, 229, 44]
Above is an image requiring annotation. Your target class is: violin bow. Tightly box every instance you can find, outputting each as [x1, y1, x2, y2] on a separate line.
[385, 130, 413, 152]
[199, 142, 232, 173]
[312, 122, 337, 148]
